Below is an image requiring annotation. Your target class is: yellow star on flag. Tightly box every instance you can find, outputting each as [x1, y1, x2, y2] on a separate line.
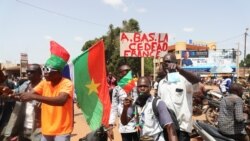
[85, 79, 100, 95]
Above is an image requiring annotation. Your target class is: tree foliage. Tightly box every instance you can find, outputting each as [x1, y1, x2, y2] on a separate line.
[240, 54, 250, 67]
[81, 18, 154, 77]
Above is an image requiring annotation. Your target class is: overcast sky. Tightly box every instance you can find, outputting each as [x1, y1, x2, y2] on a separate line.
[0, 0, 249, 64]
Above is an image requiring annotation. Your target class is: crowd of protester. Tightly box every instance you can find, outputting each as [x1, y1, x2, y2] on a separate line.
[1, 51, 250, 141]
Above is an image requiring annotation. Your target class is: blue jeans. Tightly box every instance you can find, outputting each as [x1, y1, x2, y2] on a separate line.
[41, 134, 70, 141]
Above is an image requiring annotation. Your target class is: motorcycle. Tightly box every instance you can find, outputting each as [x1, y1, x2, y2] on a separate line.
[203, 90, 223, 126]
[192, 89, 223, 126]
[193, 120, 235, 141]
[193, 120, 250, 141]
[193, 89, 250, 141]
[203, 88, 250, 126]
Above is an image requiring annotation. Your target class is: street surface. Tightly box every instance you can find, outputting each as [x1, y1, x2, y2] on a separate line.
[71, 103, 122, 141]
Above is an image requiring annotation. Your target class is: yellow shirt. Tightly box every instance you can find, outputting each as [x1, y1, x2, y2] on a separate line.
[34, 78, 73, 135]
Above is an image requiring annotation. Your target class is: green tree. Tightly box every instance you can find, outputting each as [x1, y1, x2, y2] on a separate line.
[240, 54, 250, 67]
[81, 18, 154, 77]
[121, 19, 140, 32]
[144, 57, 154, 76]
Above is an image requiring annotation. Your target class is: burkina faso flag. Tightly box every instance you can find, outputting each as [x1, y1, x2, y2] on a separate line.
[73, 40, 111, 130]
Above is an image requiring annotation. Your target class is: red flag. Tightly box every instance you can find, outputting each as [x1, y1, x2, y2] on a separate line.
[50, 41, 70, 62]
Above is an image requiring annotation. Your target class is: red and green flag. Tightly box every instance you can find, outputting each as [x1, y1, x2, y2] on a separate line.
[117, 70, 136, 94]
[73, 40, 111, 130]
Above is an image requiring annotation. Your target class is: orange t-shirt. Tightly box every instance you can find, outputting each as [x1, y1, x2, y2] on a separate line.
[34, 78, 74, 135]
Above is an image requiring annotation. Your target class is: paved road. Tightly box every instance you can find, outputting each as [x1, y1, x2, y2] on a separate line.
[71, 104, 121, 141]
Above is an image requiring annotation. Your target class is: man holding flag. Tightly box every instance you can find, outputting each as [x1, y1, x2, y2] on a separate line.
[108, 64, 139, 141]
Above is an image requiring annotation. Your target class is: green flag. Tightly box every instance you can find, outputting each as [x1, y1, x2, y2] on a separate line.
[118, 70, 136, 94]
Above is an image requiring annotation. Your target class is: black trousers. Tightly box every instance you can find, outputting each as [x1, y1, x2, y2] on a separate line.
[19, 128, 33, 141]
[178, 131, 190, 141]
[121, 132, 139, 141]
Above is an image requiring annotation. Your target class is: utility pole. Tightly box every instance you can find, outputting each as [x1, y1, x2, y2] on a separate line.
[236, 43, 240, 79]
[141, 57, 144, 76]
[244, 28, 248, 77]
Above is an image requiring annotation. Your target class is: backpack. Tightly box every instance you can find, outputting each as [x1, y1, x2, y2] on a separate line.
[152, 97, 180, 140]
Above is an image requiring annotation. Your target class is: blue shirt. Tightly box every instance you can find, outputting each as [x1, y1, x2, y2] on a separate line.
[220, 78, 232, 93]
[182, 59, 193, 66]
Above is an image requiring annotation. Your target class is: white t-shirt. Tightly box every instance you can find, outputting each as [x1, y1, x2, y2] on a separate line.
[109, 86, 138, 133]
[158, 74, 198, 133]
[24, 101, 34, 129]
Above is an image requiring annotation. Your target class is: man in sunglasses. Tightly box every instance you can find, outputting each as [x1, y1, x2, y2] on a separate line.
[157, 53, 200, 141]
[108, 64, 139, 141]
[1, 64, 42, 141]
[19, 49, 73, 141]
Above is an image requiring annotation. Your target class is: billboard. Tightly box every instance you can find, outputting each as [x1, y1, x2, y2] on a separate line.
[20, 53, 28, 78]
[120, 32, 168, 57]
[181, 51, 208, 58]
[181, 50, 236, 73]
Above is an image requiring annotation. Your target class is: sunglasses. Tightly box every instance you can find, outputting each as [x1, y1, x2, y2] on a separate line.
[42, 66, 58, 73]
[137, 85, 150, 88]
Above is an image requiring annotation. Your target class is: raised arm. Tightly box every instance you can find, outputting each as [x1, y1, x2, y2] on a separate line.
[177, 66, 200, 84]
[121, 97, 133, 125]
